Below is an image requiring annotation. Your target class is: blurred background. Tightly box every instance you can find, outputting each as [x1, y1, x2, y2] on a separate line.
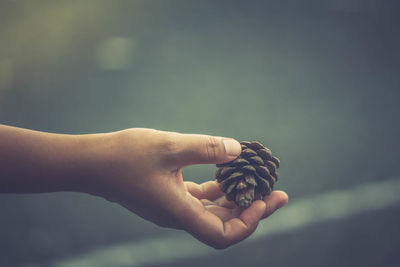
[0, 0, 399, 266]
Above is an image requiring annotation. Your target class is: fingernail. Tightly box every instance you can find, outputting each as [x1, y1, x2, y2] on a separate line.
[223, 138, 242, 157]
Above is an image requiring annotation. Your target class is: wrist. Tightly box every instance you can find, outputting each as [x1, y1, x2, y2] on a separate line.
[67, 131, 120, 195]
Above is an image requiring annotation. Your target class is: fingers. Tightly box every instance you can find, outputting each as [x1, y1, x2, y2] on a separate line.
[185, 181, 224, 201]
[261, 190, 288, 219]
[215, 196, 238, 209]
[167, 132, 241, 167]
[220, 200, 266, 247]
[182, 195, 266, 249]
[203, 203, 241, 222]
[214, 190, 288, 214]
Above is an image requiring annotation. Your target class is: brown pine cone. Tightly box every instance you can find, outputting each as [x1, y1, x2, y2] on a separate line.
[215, 141, 280, 207]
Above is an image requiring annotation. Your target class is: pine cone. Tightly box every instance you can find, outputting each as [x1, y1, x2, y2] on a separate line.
[215, 141, 280, 207]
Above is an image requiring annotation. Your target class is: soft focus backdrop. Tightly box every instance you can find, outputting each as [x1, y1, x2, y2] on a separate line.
[1, 1, 399, 266]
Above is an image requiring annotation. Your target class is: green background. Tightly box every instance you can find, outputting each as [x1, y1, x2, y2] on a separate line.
[0, 0, 399, 266]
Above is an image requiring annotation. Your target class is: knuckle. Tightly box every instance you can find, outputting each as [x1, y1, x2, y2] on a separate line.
[161, 134, 180, 155]
[157, 132, 182, 165]
[205, 136, 218, 162]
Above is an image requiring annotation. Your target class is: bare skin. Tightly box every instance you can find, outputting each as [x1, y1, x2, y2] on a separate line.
[0, 124, 288, 249]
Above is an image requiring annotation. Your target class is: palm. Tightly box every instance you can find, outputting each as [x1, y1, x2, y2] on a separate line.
[182, 180, 288, 249]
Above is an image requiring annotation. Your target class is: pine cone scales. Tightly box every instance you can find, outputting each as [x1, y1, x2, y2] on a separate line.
[215, 141, 280, 207]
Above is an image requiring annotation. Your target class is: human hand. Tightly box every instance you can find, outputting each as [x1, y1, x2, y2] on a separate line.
[84, 128, 288, 249]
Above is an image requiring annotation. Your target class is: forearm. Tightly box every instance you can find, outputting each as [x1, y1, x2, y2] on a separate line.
[0, 124, 115, 194]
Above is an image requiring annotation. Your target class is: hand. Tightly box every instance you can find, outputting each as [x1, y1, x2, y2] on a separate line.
[84, 128, 288, 249]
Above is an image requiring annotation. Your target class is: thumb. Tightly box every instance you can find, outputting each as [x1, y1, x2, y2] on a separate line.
[169, 133, 242, 167]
